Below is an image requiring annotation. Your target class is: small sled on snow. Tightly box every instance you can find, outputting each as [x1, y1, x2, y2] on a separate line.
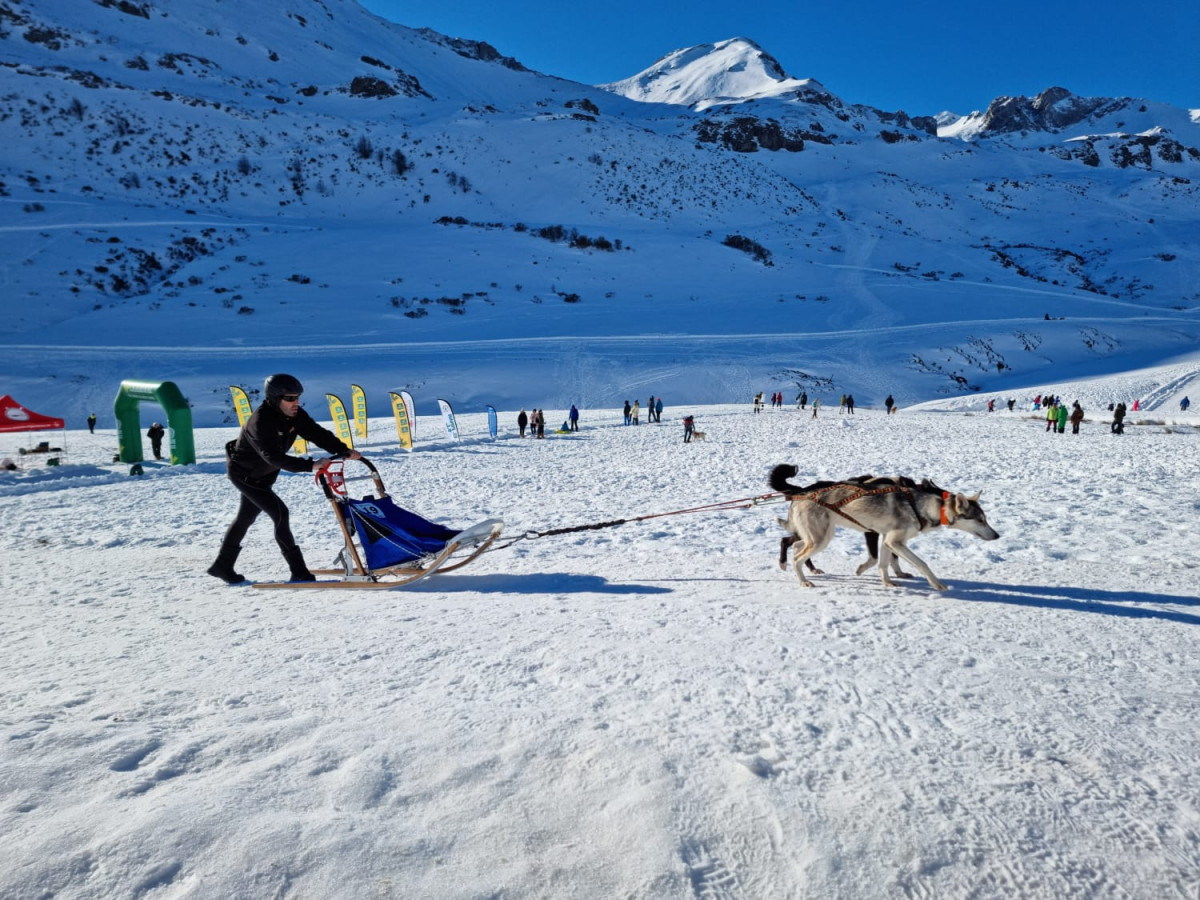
[254, 456, 503, 590]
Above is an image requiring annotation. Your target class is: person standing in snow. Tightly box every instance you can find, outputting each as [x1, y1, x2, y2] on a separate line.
[518, 408, 528, 437]
[87, 412, 97, 434]
[1111, 402, 1127, 435]
[1046, 401, 1058, 433]
[1069, 401, 1084, 434]
[623, 400, 631, 425]
[683, 415, 695, 443]
[569, 405, 579, 432]
[147, 422, 166, 460]
[811, 398, 820, 419]
[208, 374, 360, 585]
[846, 394, 855, 414]
[800, 391, 808, 410]
[631, 400, 640, 425]
[1181, 396, 1191, 412]
[655, 397, 663, 423]
[884, 394, 893, 415]
[1056, 402, 1069, 434]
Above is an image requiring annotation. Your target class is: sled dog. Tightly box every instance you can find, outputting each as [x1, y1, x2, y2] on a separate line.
[769, 464, 999, 590]
[773, 471, 919, 578]
[691, 430, 707, 442]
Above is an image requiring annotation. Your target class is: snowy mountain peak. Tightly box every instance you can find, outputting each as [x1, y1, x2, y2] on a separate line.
[599, 37, 816, 110]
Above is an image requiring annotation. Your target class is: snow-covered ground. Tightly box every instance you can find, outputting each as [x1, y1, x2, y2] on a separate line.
[3, 368, 1199, 897]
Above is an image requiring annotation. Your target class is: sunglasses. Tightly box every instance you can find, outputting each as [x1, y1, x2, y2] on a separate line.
[280, 394, 301, 402]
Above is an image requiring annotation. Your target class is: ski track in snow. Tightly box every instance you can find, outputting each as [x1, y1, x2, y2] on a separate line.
[2, 402, 1200, 898]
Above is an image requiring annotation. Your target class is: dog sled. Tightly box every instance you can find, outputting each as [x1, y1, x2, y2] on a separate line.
[254, 456, 503, 590]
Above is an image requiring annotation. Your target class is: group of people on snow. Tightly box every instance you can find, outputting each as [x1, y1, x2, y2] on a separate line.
[623, 396, 664, 425]
[517, 408, 546, 438]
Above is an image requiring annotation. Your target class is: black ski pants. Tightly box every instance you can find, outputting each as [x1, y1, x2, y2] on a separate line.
[219, 473, 299, 556]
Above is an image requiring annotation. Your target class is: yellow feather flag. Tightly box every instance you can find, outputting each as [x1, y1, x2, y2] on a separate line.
[228, 385, 253, 427]
[350, 384, 368, 441]
[388, 391, 413, 451]
[325, 393, 354, 449]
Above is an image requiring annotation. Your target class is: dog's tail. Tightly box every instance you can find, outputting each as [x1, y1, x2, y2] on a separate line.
[770, 463, 811, 494]
[770, 464, 847, 496]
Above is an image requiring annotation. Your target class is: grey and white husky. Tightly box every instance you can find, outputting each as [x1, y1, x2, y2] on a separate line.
[769, 464, 999, 590]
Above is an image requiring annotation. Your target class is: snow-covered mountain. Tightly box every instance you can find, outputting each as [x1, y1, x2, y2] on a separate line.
[599, 36, 815, 110]
[1, 0, 1198, 427]
[937, 85, 1199, 143]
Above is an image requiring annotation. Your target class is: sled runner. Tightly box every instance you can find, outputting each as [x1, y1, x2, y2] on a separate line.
[253, 456, 503, 590]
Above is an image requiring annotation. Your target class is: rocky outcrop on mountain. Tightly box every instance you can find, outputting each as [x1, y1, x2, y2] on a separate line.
[1050, 130, 1200, 170]
[695, 116, 824, 152]
[967, 86, 1127, 135]
[414, 29, 528, 72]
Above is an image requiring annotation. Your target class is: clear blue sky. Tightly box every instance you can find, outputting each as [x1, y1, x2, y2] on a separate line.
[360, 0, 1198, 114]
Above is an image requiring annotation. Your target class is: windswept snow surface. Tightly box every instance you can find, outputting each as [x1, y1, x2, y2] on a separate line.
[3, 379, 1200, 897]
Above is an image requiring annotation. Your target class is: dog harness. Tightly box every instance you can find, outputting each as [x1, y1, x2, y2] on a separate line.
[787, 483, 950, 532]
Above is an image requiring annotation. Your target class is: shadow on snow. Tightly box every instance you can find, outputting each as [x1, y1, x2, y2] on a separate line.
[953, 580, 1200, 626]
[406, 572, 673, 595]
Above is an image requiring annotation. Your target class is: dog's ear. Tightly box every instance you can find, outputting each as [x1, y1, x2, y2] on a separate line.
[954, 491, 982, 514]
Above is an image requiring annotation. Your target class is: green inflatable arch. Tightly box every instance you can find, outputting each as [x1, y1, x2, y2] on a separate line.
[114, 380, 195, 465]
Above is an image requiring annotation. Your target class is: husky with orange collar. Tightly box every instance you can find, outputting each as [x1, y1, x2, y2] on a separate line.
[770, 465, 999, 590]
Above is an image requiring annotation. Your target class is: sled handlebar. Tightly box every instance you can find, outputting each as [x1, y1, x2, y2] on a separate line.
[314, 455, 387, 501]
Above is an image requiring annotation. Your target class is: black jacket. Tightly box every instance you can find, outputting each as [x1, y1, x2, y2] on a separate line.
[227, 402, 350, 484]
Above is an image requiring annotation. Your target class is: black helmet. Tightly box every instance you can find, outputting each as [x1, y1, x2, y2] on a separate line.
[264, 373, 303, 404]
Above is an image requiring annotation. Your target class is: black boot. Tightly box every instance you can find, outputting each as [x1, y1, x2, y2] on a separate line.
[283, 546, 315, 582]
[207, 544, 246, 585]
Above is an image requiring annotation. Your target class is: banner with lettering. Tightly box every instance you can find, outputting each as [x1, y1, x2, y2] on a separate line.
[388, 391, 413, 451]
[350, 384, 368, 441]
[325, 393, 354, 448]
[437, 398, 460, 442]
[399, 390, 415, 439]
[229, 385, 253, 427]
